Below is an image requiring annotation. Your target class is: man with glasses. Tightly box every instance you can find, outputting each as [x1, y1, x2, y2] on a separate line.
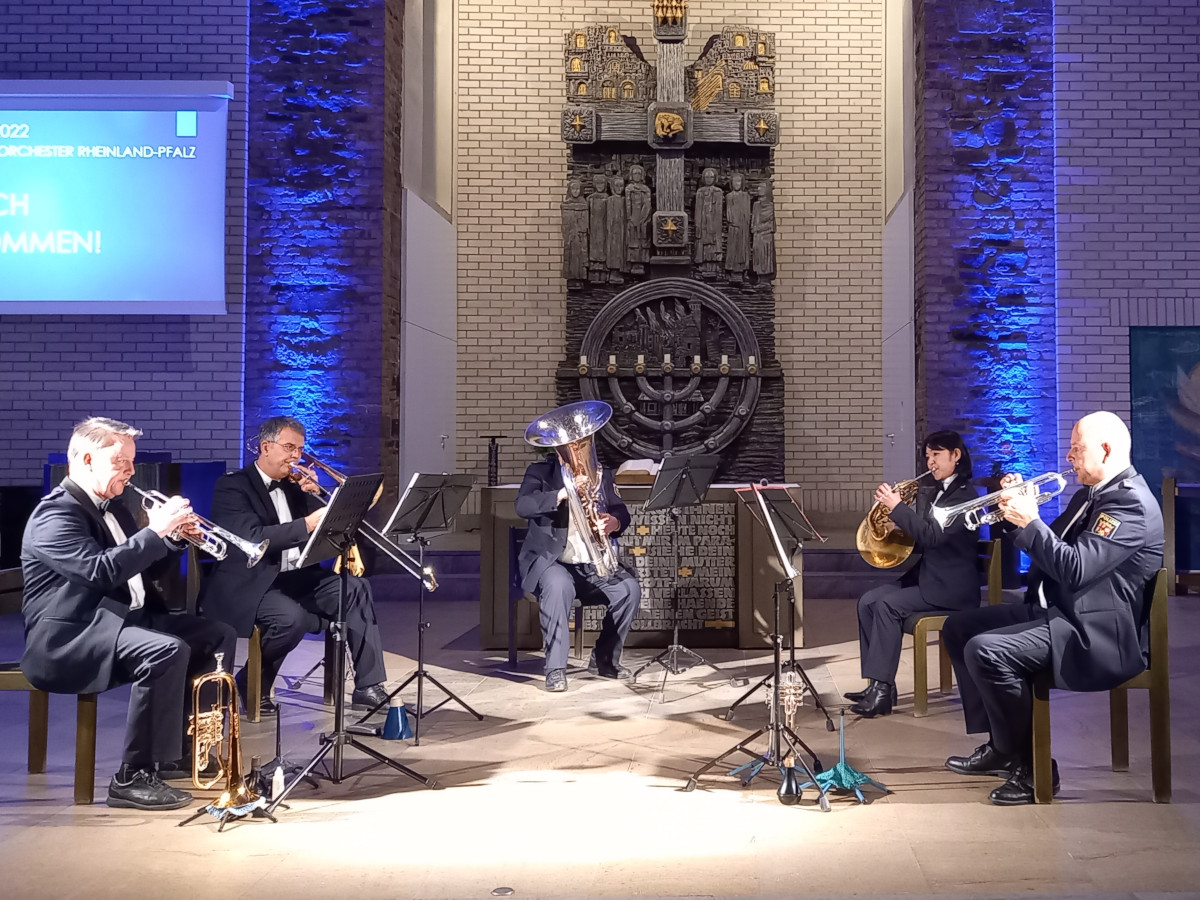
[199, 416, 391, 714]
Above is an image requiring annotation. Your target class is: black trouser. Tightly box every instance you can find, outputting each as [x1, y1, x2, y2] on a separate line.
[115, 609, 237, 769]
[254, 567, 386, 690]
[537, 561, 641, 673]
[856, 584, 959, 684]
[942, 603, 1051, 761]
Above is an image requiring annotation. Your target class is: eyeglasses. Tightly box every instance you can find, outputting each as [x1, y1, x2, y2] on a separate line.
[268, 441, 304, 455]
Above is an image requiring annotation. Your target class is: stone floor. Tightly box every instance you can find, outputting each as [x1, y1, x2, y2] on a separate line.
[1, 592, 1198, 900]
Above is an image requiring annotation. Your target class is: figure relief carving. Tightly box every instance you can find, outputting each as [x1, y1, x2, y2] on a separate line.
[625, 164, 653, 275]
[562, 179, 589, 285]
[606, 174, 628, 284]
[694, 167, 724, 277]
[751, 179, 776, 277]
[588, 174, 609, 284]
[655, 111, 685, 138]
[724, 172, 751, 282]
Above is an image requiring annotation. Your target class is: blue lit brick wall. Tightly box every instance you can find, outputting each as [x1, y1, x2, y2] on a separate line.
[916, 0, 1058, 489]
[246, 0, 386, 475]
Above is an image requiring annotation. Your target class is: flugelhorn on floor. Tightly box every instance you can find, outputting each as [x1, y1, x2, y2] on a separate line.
[127, 484, 269, 567]
[931, 470, 1074, 531]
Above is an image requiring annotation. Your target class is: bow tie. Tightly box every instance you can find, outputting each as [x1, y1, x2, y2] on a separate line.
[267, 480, 285, 493]
[97, 499, 112, 514]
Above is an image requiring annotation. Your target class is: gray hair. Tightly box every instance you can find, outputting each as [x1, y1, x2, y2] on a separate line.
[67, 417, 141, 462]
[257, 416, 306, 447]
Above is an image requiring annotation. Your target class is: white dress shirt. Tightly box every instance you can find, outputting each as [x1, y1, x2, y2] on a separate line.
[85, 486, 146, 610]
[257, 464, 302, 571]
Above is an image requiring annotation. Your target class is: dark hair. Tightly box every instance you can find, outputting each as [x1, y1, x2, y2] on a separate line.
[924, 430, 972, 478]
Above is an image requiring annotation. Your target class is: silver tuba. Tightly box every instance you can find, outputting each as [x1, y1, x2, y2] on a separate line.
[524, 400, 621, 579]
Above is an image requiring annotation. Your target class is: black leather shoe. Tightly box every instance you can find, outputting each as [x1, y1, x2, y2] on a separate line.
[350, 683, 391, 711]
[844, 680, 898, 705]
[107, 767, 193, 811]
[545, 668, 567, 692]
[586, 652, 632, 681]
[848, 679, 894, 717]
[945, 741, 1018, 777]
[989, 760, 1060, 805]
[234, 669, 277, 716]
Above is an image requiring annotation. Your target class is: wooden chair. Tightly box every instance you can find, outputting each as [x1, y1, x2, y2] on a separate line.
[0, 567, 99, 805]
[1161, 477, 1200, 595]
[903, 538, 1002, 717]
[1032, 568, 1170, 803]
[505, 527, 587, 668]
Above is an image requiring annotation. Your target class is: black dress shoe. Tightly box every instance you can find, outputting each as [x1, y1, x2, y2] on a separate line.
[844, 680, 898, 704]
[989, 760, 1060, 805]
[107, 766, 194, 811]
[545, 668, 567, 692]
[848, 679, 894, 717]
[234, 669, 277, 716]
[586, 652, 632, 681]
[350, 683, 391, 711]
[945, 741, 1018, 777]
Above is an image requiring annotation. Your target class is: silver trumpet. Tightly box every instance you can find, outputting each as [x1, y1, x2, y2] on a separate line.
[932, 469, 1075, 531]
[127, 484, 269, 567]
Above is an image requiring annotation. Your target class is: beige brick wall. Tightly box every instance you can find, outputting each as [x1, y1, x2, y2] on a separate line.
[456, 1, 885, 514]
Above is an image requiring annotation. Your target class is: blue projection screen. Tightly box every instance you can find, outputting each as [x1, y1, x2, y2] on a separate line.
[0, 81, 232, 315]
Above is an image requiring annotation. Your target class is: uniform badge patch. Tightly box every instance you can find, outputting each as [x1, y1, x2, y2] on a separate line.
[1093, 512, 1121, 538]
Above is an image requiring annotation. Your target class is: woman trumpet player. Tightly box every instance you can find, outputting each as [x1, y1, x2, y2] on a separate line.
[846, 430, 981, 717]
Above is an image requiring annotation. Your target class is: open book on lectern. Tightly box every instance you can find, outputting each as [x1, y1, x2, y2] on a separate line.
[734, 483, 826, 580]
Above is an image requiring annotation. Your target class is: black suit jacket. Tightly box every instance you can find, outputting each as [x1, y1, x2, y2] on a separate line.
[1016, 466, 1164, 692]
[20, 478, 178, 694]
[199, 464, 322, 637]
[514, 455, 631, 593]
[889, 475, 982, 609]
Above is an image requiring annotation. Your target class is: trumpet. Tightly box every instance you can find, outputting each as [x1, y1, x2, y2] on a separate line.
[126, 484, 269, 567]
[290, 454, 438, 591]
[855, 470, 937, 568]
[931, 469, 1074, 531]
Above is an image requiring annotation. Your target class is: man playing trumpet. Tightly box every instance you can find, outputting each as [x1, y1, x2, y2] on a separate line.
[199, 416, 391, 714]
[20, 417, 237, 810]
[941, 412, 1164, 804]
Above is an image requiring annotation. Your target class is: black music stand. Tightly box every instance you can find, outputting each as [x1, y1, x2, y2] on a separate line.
[631, 454, 721, 690]
[266, 474, 438, 816]
[359, 473, 479, 745]
[683, 483, 830, 808]
[723, 485, 834, 730]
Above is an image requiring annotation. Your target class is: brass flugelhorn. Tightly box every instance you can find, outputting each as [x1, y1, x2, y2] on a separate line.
[290, 453, 438, 591]
[855, 470, 937, 569]
[127, 484, 269, 567]
[932, 469, 1074, 531]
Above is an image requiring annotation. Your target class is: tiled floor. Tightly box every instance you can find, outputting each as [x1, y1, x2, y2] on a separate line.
[1, 592, 1197, 900]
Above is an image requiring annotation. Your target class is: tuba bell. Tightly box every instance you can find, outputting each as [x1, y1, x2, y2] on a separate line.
[524, 400, 621, 579]
[855, 470, 937, 568]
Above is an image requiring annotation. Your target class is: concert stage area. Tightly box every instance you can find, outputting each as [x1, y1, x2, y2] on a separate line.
[2, 588, 1198, 899]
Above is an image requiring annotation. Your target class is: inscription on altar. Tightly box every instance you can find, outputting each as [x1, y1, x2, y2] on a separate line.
[594, 503, 736, 632]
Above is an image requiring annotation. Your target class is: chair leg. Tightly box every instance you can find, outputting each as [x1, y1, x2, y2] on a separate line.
[28, 690, 48, 774]
[938, 639, 954, 693]
[912, 620, 929, 717]
[573, 604, 584, 662]
[246, 627, 263, 724]
[74, 693, 98, 806]
[1032, 679, 1053, 803]
[1149, 678, 1172, 803]
[1109, 687, 1130, 772]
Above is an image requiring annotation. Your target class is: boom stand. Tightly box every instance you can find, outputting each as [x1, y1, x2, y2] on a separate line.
[358, 473, 481, 746]
[683, 571, 830, 810]
[267, 474, 439, 816]
[723, 486, 834, 732]
[631, 454, 721, 690]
